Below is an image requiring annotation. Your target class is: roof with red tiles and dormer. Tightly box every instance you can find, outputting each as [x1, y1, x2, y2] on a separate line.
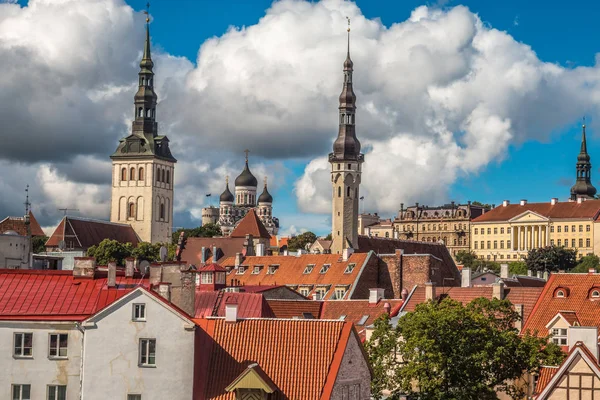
[194, 291, 274, 319]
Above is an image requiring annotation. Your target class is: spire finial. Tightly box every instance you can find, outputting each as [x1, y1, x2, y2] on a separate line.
[244, 149, 250, 164]
[226, 175, 229, 185]
[144, 2, 150, 23]
[24, 185, 30, 215]
[346, 17, 351, 55]
[264, 176, 268, 187]
[141, 2, 152, 68]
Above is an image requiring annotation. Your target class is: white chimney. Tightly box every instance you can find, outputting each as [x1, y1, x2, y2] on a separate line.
[568, 326, 599, 360]
[590, 268, 596, 274]
[527, 270, 533, 277]
[461, 267, 471, 288]
[369, 288, 385, 304]
[502, 200, 510, 207]
[234, 253, 243, 268]
[520, 199, 527, 206]
[500, 263, 509, 279]
[514, 304, 524, 331]
[425, 282, 436, 301]
[312, 293, 318, 300]
[225, 302, 238, 323]
[256, 243, 265, 257]
[342, 247, 354, 262]
[283, 249, 289, 256]
[578, 197, 584, 204]
[551, 198, 558, 205]
[536, 271, 543, 279]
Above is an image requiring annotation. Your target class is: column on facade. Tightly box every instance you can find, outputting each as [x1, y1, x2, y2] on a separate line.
[546, 225, 550, 246]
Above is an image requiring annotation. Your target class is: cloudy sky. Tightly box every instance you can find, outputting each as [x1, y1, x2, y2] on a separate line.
[2, 0, 600, 237]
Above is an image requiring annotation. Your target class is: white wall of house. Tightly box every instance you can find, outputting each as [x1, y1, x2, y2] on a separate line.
[81, 290, 195, 400]
[331, 332, 372, 400]
[0, 321, 82, 399]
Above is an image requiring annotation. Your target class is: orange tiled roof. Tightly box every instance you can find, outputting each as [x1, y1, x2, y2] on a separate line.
[194, 291, 274, 318]
[534, 366, 559, 394]
[0, 211, 45, 237]
[194, 318, 355, 400]
[230, 209, 271, 239]
[472, 200, 600, 223]
[179, 237, 246, 265]
[219, 253, 371, 300]
[523, 273, 600, 336]
[320, 299, 404, 327]
[266, 299, 323, 319]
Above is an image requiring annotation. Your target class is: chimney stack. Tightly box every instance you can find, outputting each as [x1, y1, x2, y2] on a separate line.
[502, 200, 510, 207]
[461, 267, 471, 288]
[578, 197, 584, 204]
[536, 271, 543, 279]
[520, 199, 527, 206]
[425, 282, 436, 302]
[342, 247, 354, 262]
[73, 257, 96, 279]
[149, 264, 162, 286]
[235, 253, 243, 268]
[492, 281, 505, 300]
[256, 243, 265, 257]
[514, 304, 524, 331]
[383, 302, 391, 315]
[125, 257, 135, 278]
[244, 234, 255, 256]
[590, 268, 597, 274]
[551, 198, 558, 205]
[212, 246, 218, 263]
[369, 288, 385, 304]
[500, 263, 509, 279]
[158, 282, 171, 301]
[225, 301, 238, 323]
[527, 270, 533, 277]
[107, 261, 117, 288]
[568, 326, 599, 360]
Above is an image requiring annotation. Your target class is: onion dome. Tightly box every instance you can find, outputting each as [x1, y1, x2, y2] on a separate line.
[258, 179, 273, 203]
[220, 178, 234, 202]
[235, 155, 258, 187]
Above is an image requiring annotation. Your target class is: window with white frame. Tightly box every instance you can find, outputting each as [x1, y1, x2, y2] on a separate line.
[267, 265, 278, 275]
[299, 287, 310, 297]
[133, 304, 146, 321]
[319, 264, 331, 274]
[128, 395, 142, 400]
[139, 339, 156, 367]
[201, 272, 214, 283]
[251, 266, 261, 275]
[344, 263, 356, 274]
[14, 333, 33, 357]
[334, 287, 347, 300]
[315, 287, 328, 300]
[550, 328, 567, 345]
[48, 334, 68, 358]
[236, 266, 246, 275]
[303, 264, 315, 274]
[47, 385, 66, 400]
[12, 384, 30, 400]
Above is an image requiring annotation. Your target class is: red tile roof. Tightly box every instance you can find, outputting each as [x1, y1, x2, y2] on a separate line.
[179, 237, 246, 265]
[0, 269, 147, 321]
[534, 366, 558, 394]
[219, 253, 371, 300]
[266, 299, 323, 319]
[230, 209, 271, 239]
[473, 200, 600, 223]
[0, 211, 45, 237]
[194, 318, 356, 400]
[523, 273, 600, 336]
[46, 216, 140, 249]
[320, 299, 404, 326]
[198, 263, 226, 272]
[194, 291, 274, 318]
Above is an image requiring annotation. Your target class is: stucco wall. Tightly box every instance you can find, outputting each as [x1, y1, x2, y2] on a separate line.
[331, 332, 371, 400]
[0, 233, 30, 268]
[0, 321, 82, 400]
[82, 290, 195, 400]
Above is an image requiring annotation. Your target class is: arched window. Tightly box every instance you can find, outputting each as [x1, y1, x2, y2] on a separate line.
[146, 108, 151, 118]
[556, 290, 565, 298]
[138, 108, 143, 117]
[156, 168, 160, 184]
[139, 167, 144, 181]
[160, 203, 165, 220]
[338, 186, 341, 197]
[130, 167, 135, 181]
[166, 170, 170, 184]
[121, 168, 127, 181]
[148, 78, 152, 86]
[346, 186, 351, 197]
[591, 290, 600, 299]
[140, 77, 145, 86]
[161, 169, 165, 183]
[128, 203, 135, 218]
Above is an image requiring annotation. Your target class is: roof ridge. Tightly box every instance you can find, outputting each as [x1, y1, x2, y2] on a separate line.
[64, 215, 135, 228]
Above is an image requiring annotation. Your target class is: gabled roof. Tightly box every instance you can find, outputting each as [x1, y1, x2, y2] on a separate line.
[230, 209, 271, 239]
[225, 363, 279, 393]
[194, 291, 274, 319]
[0, 269, 147, 321]
[219, 253, 371, 300]
[198, 263, 226, 272]
[46, 216, 140, 249]
[267, 299, 323, 319]
[179, 237, 246, 265]
[473, 200, 600, 223]
[523, 273, 600, 336]
[534, 366, 558, 395]
[194, 318, 356, 400]
[545, 311, 580, 328]
[0, 211, 45, 237]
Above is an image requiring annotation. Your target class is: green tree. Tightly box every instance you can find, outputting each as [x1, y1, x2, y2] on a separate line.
[87, 239, 134, 266]
[131, 242, 162, 263]
[172, 223, 222, 244]
[455, 250, 477, 269]
[570, 254, 600, 273]
[508, 261, 528, 276]
[287, 231, 317, 251]
[31, 235, 49, 254]
[471, 201, 493, 209]
[526, 245, 577, 272]
[324, 233, 332, 241]
[366, 297, 564, 400]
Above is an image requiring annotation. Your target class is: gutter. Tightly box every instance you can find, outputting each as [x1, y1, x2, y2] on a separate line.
[75, 322, 85, 400]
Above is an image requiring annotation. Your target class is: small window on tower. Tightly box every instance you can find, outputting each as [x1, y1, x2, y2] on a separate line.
[138, 107, 143, 117]
[129, 203, 135, 219]
[139, 167, 144, 181]
[121, 168, 127, 181]
[338, 187, 341, 197]
[160, 204, 165, 220]
[146, 108, 151, 118]
[148, 78, 152, 86]
[141, 77, 145, 86]
[347, 186, 351, 197]
[166, 171, 170, 184]
[130, 167, 136, 181]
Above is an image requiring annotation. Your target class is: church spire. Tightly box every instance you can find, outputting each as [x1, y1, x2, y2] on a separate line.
[570, 120, 596, 200]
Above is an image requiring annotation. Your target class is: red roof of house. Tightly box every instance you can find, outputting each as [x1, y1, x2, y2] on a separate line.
[219, 253, 371, 300]
[194, 291, 274, 318]
[46, 216, 140, 249]
[0, 269, 147, 321]
[230, 209, 271, 239]
[523, 273, 600, 336]
[179, 237, 246, 265]
[534, 366, 558, 395]
[267, 299, 323, 319]
[0, 211, 45, 237]
[402, 286, 543, 325]
[472, 200, 600, 223]
[198, 263, 226, 272]
[320, 299, 404, 327]
[193, 318, 355, 400]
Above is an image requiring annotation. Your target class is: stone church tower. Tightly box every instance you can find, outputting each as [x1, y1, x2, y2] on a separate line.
[330, 26, 364, 254]
[110, 20, 176, 244]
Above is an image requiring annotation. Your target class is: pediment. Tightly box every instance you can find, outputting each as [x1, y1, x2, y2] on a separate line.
[508, 210, 549, 223]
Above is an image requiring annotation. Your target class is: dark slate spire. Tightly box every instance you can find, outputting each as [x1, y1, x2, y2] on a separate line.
[330, 19, 363, 162]
[258, 177, 273, 203]
[111, 6, 176, 163]
[570, 122, 596, 200]
[220, 176, 234, 202]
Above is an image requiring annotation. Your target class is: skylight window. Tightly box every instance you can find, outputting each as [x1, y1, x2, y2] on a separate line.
[303, 264, 315, 274]
[344, 263, 356, 274]
[319, 264, 331, 274]
[357, 315, 369, 326]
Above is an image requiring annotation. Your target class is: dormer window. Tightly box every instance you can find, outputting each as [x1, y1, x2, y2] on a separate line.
[556, 290, 565, 298]
[554, 287, 569, 298]
[320, 264, 331, 274]
[236, 266, 246, 275]
[267, 265, 278, 275]
[251, 266, 262, 275]
[590, 289, 600, 299]
[200, 272, 213, 284]
[303, 264, 315, 274]
[344, 263, 356, 274]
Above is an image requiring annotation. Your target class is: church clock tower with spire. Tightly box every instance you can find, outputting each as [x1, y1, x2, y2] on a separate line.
[330, 21, 364, 254]
[570, 123, 597, 200]
[110, 13, 176, 244]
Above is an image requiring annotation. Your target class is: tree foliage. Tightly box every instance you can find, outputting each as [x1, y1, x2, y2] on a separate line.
[455, 250, 499, 272]
[87, 239, 175, 266]
[471, 201, 493, 209]
[172, 223, 222, 244]
[526, 245, 577, 272]
[508, 261, 528, 276]
[366, 297, 564, 400]
[287, 231, 317, 251]
[570, 254, 600, 273]
[31, 235, 48, 253]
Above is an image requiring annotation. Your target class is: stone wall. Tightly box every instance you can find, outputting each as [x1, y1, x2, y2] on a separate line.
[331, 331, 372, 400]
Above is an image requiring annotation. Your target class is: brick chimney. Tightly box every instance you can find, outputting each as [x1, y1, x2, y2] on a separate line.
[125, 257, 134, 278]
[73, 257, 96, 278]
[425, 282, 436, 302]
[383, 302, 391, 315]
[461, 267, 471, 287]
[492, 281, 505, 300]
[107, 262, 116, 288]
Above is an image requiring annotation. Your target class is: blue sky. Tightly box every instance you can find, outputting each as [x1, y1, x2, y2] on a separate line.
[5, 0, 600, 236]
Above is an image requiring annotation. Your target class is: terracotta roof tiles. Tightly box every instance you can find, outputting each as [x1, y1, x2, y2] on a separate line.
[267, 299, 323, 319]
[230, 209, 271, 239]
[194, 291, 274, 318]
[473, 200, 600, 223]
[535, 366, 558, 394]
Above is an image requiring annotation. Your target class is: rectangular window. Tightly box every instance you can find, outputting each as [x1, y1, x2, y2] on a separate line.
[551, 225, 555, 232]
[493, 241, 497, 249]
[480, 241, 484, 249]
[303, 264, 315, 274]
[251, 266, 260, 275]
[14, 333, 33, 358]
[500, 227, 504, 234]
[564, 225, 568, 232]
[48, 334, 68, 358]
[236, 266, 246, 275]
[128, 396, 142, 400]
[334, 288, 346, 300]
[344, 263, 356, 274]
[557, 226, 561, 233]
[12, 384, 30, 400]
[579, 225, 583, 232]
[47, 385, 66, 400]
[507, 240, 511, 249]
[133, 304, 146, 321]
[319, 264, 331, 274]
[500, 241, 504, 249]
[474, 228, 478, 235]
[572, 225, 576, 232]
[507, 227, 511, 234]
[202, 272, 215, 283]
[579, 238, 584, 247]
[550, 328, 568, 346]
[572, 239, 576, 247]
[557, 239, 561, 246]
[474, 242, 478, 249]
[139, 339, 156, 367]
[487, 228, 491, 234]
[494, 228, 498, 234]
[487, 241, 491, 249]
[551, 239, 555, 246]
[315, 288, 327, 300]
[299, 287, 310, 297]
[587, 238, 591, 247]
[587, 225, 591, 232]
[267, 265, 278, 275]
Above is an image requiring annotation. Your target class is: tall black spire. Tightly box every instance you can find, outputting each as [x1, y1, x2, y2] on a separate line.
[330, 18, 362, 162]
[570, 122, 596, 200]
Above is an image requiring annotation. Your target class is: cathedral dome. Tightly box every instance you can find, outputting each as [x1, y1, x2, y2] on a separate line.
[235, 162, 258, 187]
[220, 182, 234, 202]
[571, 181, 597, 198]
[258, 183, 273, 203]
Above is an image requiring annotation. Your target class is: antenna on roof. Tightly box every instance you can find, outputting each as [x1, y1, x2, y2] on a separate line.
[58, 208, 80, 216]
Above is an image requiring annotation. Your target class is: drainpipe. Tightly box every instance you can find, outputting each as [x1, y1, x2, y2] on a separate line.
[75, 322, 85, 400]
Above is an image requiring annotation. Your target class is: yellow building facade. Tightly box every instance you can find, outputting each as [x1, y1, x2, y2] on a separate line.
[471, 199, 600, 261]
